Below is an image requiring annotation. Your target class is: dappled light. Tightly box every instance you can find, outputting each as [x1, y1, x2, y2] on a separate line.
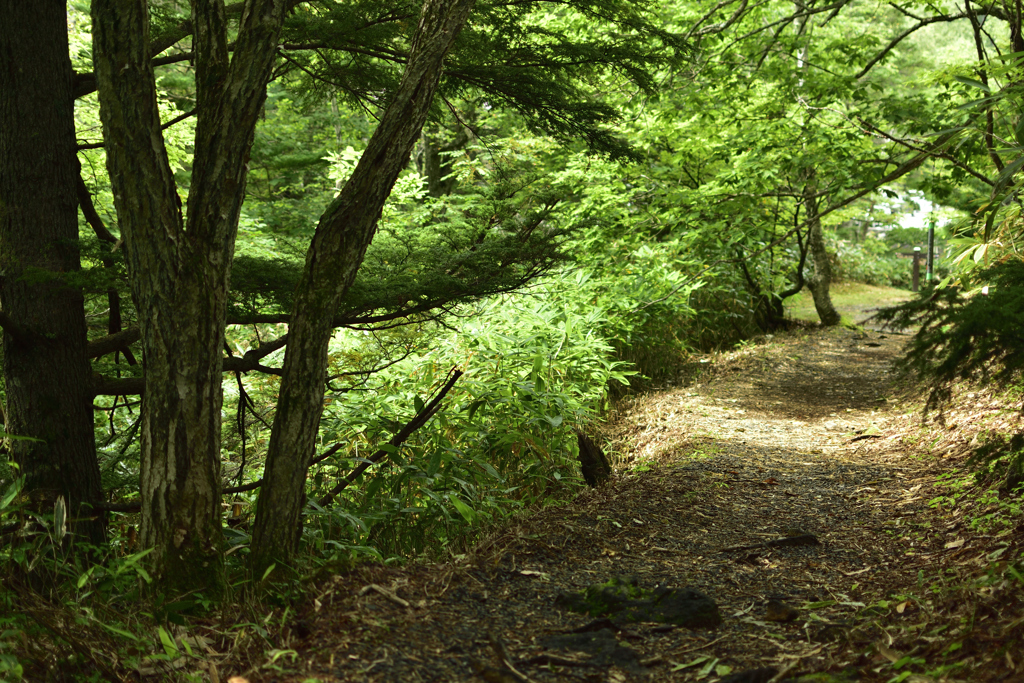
[2, 0, 1024, 680]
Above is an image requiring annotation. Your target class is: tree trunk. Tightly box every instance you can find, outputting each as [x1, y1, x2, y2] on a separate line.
[421, 122, 469, 197]
[804, 187, 841, 326]
[249, 0, 477, 575]
[92, 0, 288, 596]
[0, 0, 104, 545]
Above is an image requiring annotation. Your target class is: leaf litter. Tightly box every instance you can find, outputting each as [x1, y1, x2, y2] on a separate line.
[228, 324, 1022, 683]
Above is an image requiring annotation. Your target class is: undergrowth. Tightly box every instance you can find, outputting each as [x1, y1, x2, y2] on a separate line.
[849, 343, 1024, 681]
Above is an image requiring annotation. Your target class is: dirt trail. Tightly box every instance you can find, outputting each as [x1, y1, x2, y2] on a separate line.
[258, 324, 1014, 683]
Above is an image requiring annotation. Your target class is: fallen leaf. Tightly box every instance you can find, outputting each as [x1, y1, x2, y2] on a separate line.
[876, 644, 901, 663]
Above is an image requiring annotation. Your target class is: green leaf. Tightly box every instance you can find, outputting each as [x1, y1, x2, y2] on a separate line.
[465, 399, 485, 422]
[953, 76, 991, 92]
[0, 429, 43, 443]
[974, 242, 989, 263]
[157, 626, 178, 658]
[362, 474, 385, 506]
[0, 476, 24, 513]
[697, 656, 719, 677]
[53, 496, 66, 546]
[77, 566, 97, 590]
[449, 493, 476, 524]
[992, 155, 1024, 195]
[1014, 118, 1024, 147]
[478, 460, 502, 480]
[380, 443, 404, 465]
[94, 621, 141, 641]
[426, 450, 443, 477]
[670, 656, 711, 672]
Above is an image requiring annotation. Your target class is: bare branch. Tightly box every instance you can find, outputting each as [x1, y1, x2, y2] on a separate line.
[853, 12, 969, 79]
[76, 166, 118, 243]
[87, 327, 142, 359]
[317, 368, 463, 508]
[77, 108, 195, 151]
[92, 376, 145, 397]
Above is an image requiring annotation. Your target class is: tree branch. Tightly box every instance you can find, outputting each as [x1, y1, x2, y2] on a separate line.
[78, 108, 195, 151]
[72, 1, 305, 99]
[87, 327, 142, 359]
[76, 168, 118, 244]
[317, 368, 463, 508]
[853, 13, 968, 79]
[92, 376, 145, 397]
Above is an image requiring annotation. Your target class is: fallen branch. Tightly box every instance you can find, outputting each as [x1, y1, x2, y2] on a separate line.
[218, 443, 345, 495]
[359, 583, 410, 608]
[317, 368, 463, 508]
[92, 374, 462, 511]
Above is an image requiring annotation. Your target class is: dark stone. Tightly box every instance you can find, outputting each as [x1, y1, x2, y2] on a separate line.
[641, 586, 722, 627]
[569, 618, 621, 633]
[541, 628, 644, 674]
[576, 431, 612, 487]
[765, 598, 800, 622]
[810, 621, 852, 643]
[555, 576, 722, 628]
[765, 534, 819, 548]
[719, 667, 779, 683]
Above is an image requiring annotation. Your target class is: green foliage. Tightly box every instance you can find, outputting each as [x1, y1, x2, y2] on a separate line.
[827, 235, 913, 288]
[300, 280, 634, 560]
[874, 258, 1024, 490]
[231, 138, 573, 323]
[875, 260, 1024, 411]
[281, 0, 686, 160]
[58, 0, 977, 607]
[964, 432, 1024, 496]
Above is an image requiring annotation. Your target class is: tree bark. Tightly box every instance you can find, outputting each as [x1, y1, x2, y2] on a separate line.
[804, 185, 841, 326]
[420, 122, 469, 197]
[92, 0, 288, 596]
[0, 0, 104, 545]
[249, 0, 477, 575]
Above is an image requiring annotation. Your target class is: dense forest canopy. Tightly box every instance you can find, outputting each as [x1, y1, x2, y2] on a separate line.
[2, 0, 1024, 616]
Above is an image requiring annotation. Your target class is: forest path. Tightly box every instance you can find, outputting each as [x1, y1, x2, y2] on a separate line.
[265, 324, 1004, 683]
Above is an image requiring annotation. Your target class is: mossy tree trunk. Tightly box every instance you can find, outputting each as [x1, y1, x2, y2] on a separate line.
[249, 0, 477, 576]
[0, 0, 105, 546]
[91, 0, 289, 596]
[804, 181, 840, 327]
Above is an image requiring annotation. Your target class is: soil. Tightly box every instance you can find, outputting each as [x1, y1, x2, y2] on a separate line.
[230, 318, 1024, 683]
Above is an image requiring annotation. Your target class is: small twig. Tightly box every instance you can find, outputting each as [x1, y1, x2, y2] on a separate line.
[359, 583, 410, 608]
[767, 659, 800, 683]
[669, 634, 729, 656]
[519, 653, 596, 668]
[488, 633, 535, 683]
